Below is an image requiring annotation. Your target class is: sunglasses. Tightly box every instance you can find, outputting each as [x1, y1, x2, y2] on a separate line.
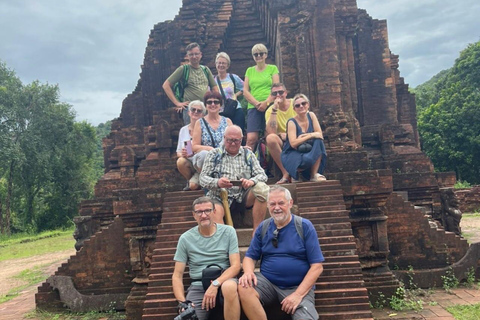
[271, 90, 285, 97]
[253, 52, 266, 58]
[294, 101, 308, 108]
[272, 229, 279, 248]
[206, 100, 221, 105]
[190, 108, 203, 114]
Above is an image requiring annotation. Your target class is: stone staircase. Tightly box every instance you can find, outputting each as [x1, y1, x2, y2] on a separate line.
[142, 181, 373, 319]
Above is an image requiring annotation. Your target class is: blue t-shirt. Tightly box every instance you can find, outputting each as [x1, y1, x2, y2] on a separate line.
[245, 215, 324, 288]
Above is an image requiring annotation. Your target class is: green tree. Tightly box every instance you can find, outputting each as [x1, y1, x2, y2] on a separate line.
[416, 41, 480, 184]
[0, 61, 98, 233]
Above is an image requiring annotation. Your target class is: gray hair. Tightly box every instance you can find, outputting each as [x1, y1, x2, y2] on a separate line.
[186, 42, 200, 52]
[267, 185, 292, 202]
[188, 100, 206, 114]
[215, 52, 231, 66]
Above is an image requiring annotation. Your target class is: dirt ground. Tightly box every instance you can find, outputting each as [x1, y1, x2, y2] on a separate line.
[460, 213, 480, 244]
[0, 249, 75, 297]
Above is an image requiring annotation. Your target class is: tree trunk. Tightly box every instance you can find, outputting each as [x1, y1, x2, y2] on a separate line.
[4, 160, 15, 235]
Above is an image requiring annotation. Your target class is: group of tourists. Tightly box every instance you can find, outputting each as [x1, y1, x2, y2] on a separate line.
[166, 42, 327, 320]
[168, 42, 327, 193]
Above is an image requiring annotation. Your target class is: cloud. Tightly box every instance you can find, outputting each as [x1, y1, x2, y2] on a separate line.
[1, 0, 478, 124]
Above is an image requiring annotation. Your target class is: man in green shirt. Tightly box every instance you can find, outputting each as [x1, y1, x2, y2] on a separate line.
[163, 42, 219, 124]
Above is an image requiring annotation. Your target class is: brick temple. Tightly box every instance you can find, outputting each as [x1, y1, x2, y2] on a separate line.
[36, 0, 480, 319]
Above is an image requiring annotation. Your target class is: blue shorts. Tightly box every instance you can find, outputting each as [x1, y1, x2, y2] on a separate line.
[246, 108, 265, 133]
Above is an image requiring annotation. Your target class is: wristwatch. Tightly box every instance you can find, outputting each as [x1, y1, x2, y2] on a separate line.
[212, 279, 220, 287]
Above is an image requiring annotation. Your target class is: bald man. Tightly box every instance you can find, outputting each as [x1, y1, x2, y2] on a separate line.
[199, 125, 268, 231]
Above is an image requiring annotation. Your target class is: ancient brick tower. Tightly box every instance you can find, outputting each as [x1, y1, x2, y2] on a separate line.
[36, 0, 480, 319]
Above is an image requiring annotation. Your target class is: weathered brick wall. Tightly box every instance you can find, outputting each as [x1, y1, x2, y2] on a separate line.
[455, 186, 480, 213]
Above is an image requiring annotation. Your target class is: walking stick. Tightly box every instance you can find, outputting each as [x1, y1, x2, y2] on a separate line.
[220, 189, 234, 227]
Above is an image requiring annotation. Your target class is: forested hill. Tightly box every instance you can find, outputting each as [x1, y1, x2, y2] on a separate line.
[414, 40, 480, 185]
[0, 61, 111, 235]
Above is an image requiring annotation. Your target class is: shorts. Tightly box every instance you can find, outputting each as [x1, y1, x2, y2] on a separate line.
[192, 150, 209, 171]
[185, 279, 238, 320]
[246, 108, 265, 133]
[253, 272, 318, 320]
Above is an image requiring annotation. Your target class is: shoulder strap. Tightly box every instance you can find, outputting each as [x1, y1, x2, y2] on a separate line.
[183, 64, 190, 83]
[229, 74, 237, 93]
[293, 214, 304, 241]
[216, 76, 227, 100]
[261, 215, 304, 241]
[261, 218, 273, 240]
[242, 147, 254, 173]
[201, 118, 217, 148]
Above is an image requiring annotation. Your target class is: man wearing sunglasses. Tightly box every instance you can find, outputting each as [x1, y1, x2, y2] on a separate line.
[163, 42, 219, 124]
[238, 185, 324, 320]
[172, 196, 241, 320]
[264, 83, 296, 184]
[199, 125, 268, 232]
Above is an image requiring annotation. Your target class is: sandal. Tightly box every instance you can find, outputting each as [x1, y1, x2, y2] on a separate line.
[310, 173, 327, 182]
[276, 177, 290, 184]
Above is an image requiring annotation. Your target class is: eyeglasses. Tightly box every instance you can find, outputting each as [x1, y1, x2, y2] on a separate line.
[225, 138, 242, 144]
[253, 52, 266, 58]
[294, 101, 308, 108]
[194, 208, 213, 216]
[206, 100, 221, 105]
[272, 229, 279, 248]
[190, 108, 203, 114]
[216, 61, 228, 66]
[188, 52, 201, 57]
[271, 90, 285, 97]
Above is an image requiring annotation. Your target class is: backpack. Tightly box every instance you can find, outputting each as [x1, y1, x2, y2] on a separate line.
[173, 64, 210, 102]
[260, 214, 304, 241]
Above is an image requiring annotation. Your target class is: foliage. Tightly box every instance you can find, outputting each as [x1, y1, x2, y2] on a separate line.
[442, 267, 459, 292]
[454, 180, 472, 189]
[446, 303, 480, 320]
[415, 41, 480, 184]
[0, 226, 74, 261]
[389, 287, 423, 311]
[0, 61, 99, 233]
[466, 267, 476, 287]
[25, 310, 125, 320]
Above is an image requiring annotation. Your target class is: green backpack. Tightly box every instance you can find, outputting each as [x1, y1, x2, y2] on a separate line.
[173, 64, 210, 102]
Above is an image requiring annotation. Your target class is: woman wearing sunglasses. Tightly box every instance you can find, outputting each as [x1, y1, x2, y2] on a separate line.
[192, 91, 233, 172]
[281, 94, 327, 182]
[176, 101, 206, 191]
[243, 43, 279, 150]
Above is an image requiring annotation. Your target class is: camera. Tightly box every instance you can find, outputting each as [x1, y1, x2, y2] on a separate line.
[174, 304, 198, 320]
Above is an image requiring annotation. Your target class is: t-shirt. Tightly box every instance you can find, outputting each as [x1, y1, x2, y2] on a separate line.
[245, 214, 324, 288]
[245, 64, 279, 109]
[174, 224, 239, 286]
[167, 65, 217, 102]
[264, 99, 296, 134]
[216, 73, 244, 109]
[176, 125, 191, 153]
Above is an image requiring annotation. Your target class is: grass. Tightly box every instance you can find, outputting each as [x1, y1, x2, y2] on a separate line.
[0, 227, 75, 262]
[463, 212, 480, 219]
[25, 309, 126, 320]
[0, 266, 47, 304]
[446, 303, 480, 320]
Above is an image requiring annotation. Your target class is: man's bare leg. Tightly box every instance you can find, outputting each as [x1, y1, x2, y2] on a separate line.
[266, 134, 289, 182]
[246, 191, 266, 233]
[238, 284, 267, 320]
[222, 280, 241, 320]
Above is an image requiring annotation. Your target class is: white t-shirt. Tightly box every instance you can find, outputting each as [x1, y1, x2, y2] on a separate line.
[176, 125, 192, 153]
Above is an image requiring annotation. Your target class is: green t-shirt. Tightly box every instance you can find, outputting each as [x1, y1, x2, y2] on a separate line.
[245, 64, 279, 109]
[173, 223, 239, 285]
[167, 65, 217, 102]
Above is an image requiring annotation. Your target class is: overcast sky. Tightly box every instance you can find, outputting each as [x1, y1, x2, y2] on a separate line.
[1, 0, 479, 125]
